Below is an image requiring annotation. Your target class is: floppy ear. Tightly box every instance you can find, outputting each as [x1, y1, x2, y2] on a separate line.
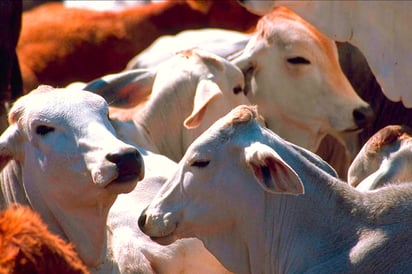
[183, 79, 222, 129]
[0, 124, 20, 171]
[244, 142, 304, 195]
[83, 69, 156, 108]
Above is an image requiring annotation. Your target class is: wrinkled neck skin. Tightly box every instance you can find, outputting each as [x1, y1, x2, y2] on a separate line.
[203, 173, 359, 273]
[46, 201, 116, 271]
[0, 161, 29, 208]
[138, 81, 196, 162]
[0, 161, 118, 272]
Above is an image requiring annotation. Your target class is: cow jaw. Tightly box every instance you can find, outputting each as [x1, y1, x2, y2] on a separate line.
[139, 210, 181, 245]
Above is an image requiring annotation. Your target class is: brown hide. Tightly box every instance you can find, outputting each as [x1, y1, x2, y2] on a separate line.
[17, 0, 259, 92]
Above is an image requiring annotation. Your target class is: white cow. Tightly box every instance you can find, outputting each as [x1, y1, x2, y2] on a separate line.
[0, 86, 144, 272]
[139, 105, 412, 274]
[109, 156, 231, 274]
[348, 125, 412, 191]
[0, 85, 229, 273]
[231, 7, 374, 154]
[85, 48, 251, 162]
[238, 0, 412, 108]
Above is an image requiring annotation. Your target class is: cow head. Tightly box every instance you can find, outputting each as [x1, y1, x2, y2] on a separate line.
[348, 125, 412, 191]
[231, 7, 374, 152]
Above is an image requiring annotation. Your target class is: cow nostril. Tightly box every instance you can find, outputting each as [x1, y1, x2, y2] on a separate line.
[106, 147, 144, 182]
[353, 106, 375, 128]
[138, 211, 147, 230]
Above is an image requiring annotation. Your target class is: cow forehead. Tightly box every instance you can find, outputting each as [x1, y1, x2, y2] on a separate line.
[255, 9, 336, 57]
[11, 90, 109, 125]
[186, 109, 268, 156]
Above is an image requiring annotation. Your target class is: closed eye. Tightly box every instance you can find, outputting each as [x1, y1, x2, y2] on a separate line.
[287, 57, 311, 65]
[191, 160, 210, 168]
[35, 125, 55, 136]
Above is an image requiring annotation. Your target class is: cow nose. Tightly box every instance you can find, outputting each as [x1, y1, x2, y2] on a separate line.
[353, 105, 374, 128]
[106, 147, 145, 182]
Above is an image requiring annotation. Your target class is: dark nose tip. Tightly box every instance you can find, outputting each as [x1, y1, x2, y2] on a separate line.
[106, 147, 145, 182]
[138, 208, 148, 231]
[353, 105, 375, 128]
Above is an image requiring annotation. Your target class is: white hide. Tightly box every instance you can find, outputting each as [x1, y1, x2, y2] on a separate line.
[238, 0, 412, 108]
[126, 28, 251, 69]
[0, 86, 144, 273]
[231, 7, 373, 152]
[139, 105, 412, 274]
[109, 146, 230, 273]
[85, 48, 251, 162]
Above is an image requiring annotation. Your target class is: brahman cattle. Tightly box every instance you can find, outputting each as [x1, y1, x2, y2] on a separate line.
[110, 20, 370, 176]
[139, 105, 412, 274]
[229, 7, 373, 177]
[86, 48, 251, 162]
[348, 125, 412, 191]
[109, 152, 230, 273]
[0, 85, 229, 273]
[0, 86, 145, 272]
[238, 1, 412, 170]
[231, 7, 373, 153]
[238, 0, 412, 108]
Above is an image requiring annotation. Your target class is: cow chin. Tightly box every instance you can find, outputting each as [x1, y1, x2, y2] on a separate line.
[150, 233, 180, 246]
[104, 178, 138, 194]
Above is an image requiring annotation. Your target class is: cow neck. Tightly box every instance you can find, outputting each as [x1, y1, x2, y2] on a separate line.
[22, 175, 117, 271]
[0, 160, 30, 207]
[265, 172, 361, 273]
[0, 162, 118, 271]
[139, 80, 195, 162]
[49, 198, 117, 269]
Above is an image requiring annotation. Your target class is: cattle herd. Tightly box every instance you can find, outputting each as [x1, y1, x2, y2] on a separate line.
[1, 1, 412, 273]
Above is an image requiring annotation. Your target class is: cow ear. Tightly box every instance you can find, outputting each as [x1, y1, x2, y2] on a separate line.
[83, 69, 156, 108]
[0, 125, 20, 171]
[244, 142, 304, 195]
[184, 79, 221, 129]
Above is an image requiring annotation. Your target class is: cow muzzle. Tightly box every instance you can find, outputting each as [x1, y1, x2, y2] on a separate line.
[106, 147, 145, 184]
[138, 207, 179, 245]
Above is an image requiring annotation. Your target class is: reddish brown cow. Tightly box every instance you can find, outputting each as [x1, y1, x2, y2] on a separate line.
[17, 0, 259, 92]
[0, 204, 89, 274]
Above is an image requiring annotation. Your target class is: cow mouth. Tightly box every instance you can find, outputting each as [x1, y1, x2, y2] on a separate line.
[111, 172, 141, 184]
[105, 172, 140, 192]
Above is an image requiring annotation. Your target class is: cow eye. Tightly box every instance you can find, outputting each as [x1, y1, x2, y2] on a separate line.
[35, 125, 55, 136]
[191, 160, 210, 168]
[233, 85, 243, 94]
[287, 57, 311, 65]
